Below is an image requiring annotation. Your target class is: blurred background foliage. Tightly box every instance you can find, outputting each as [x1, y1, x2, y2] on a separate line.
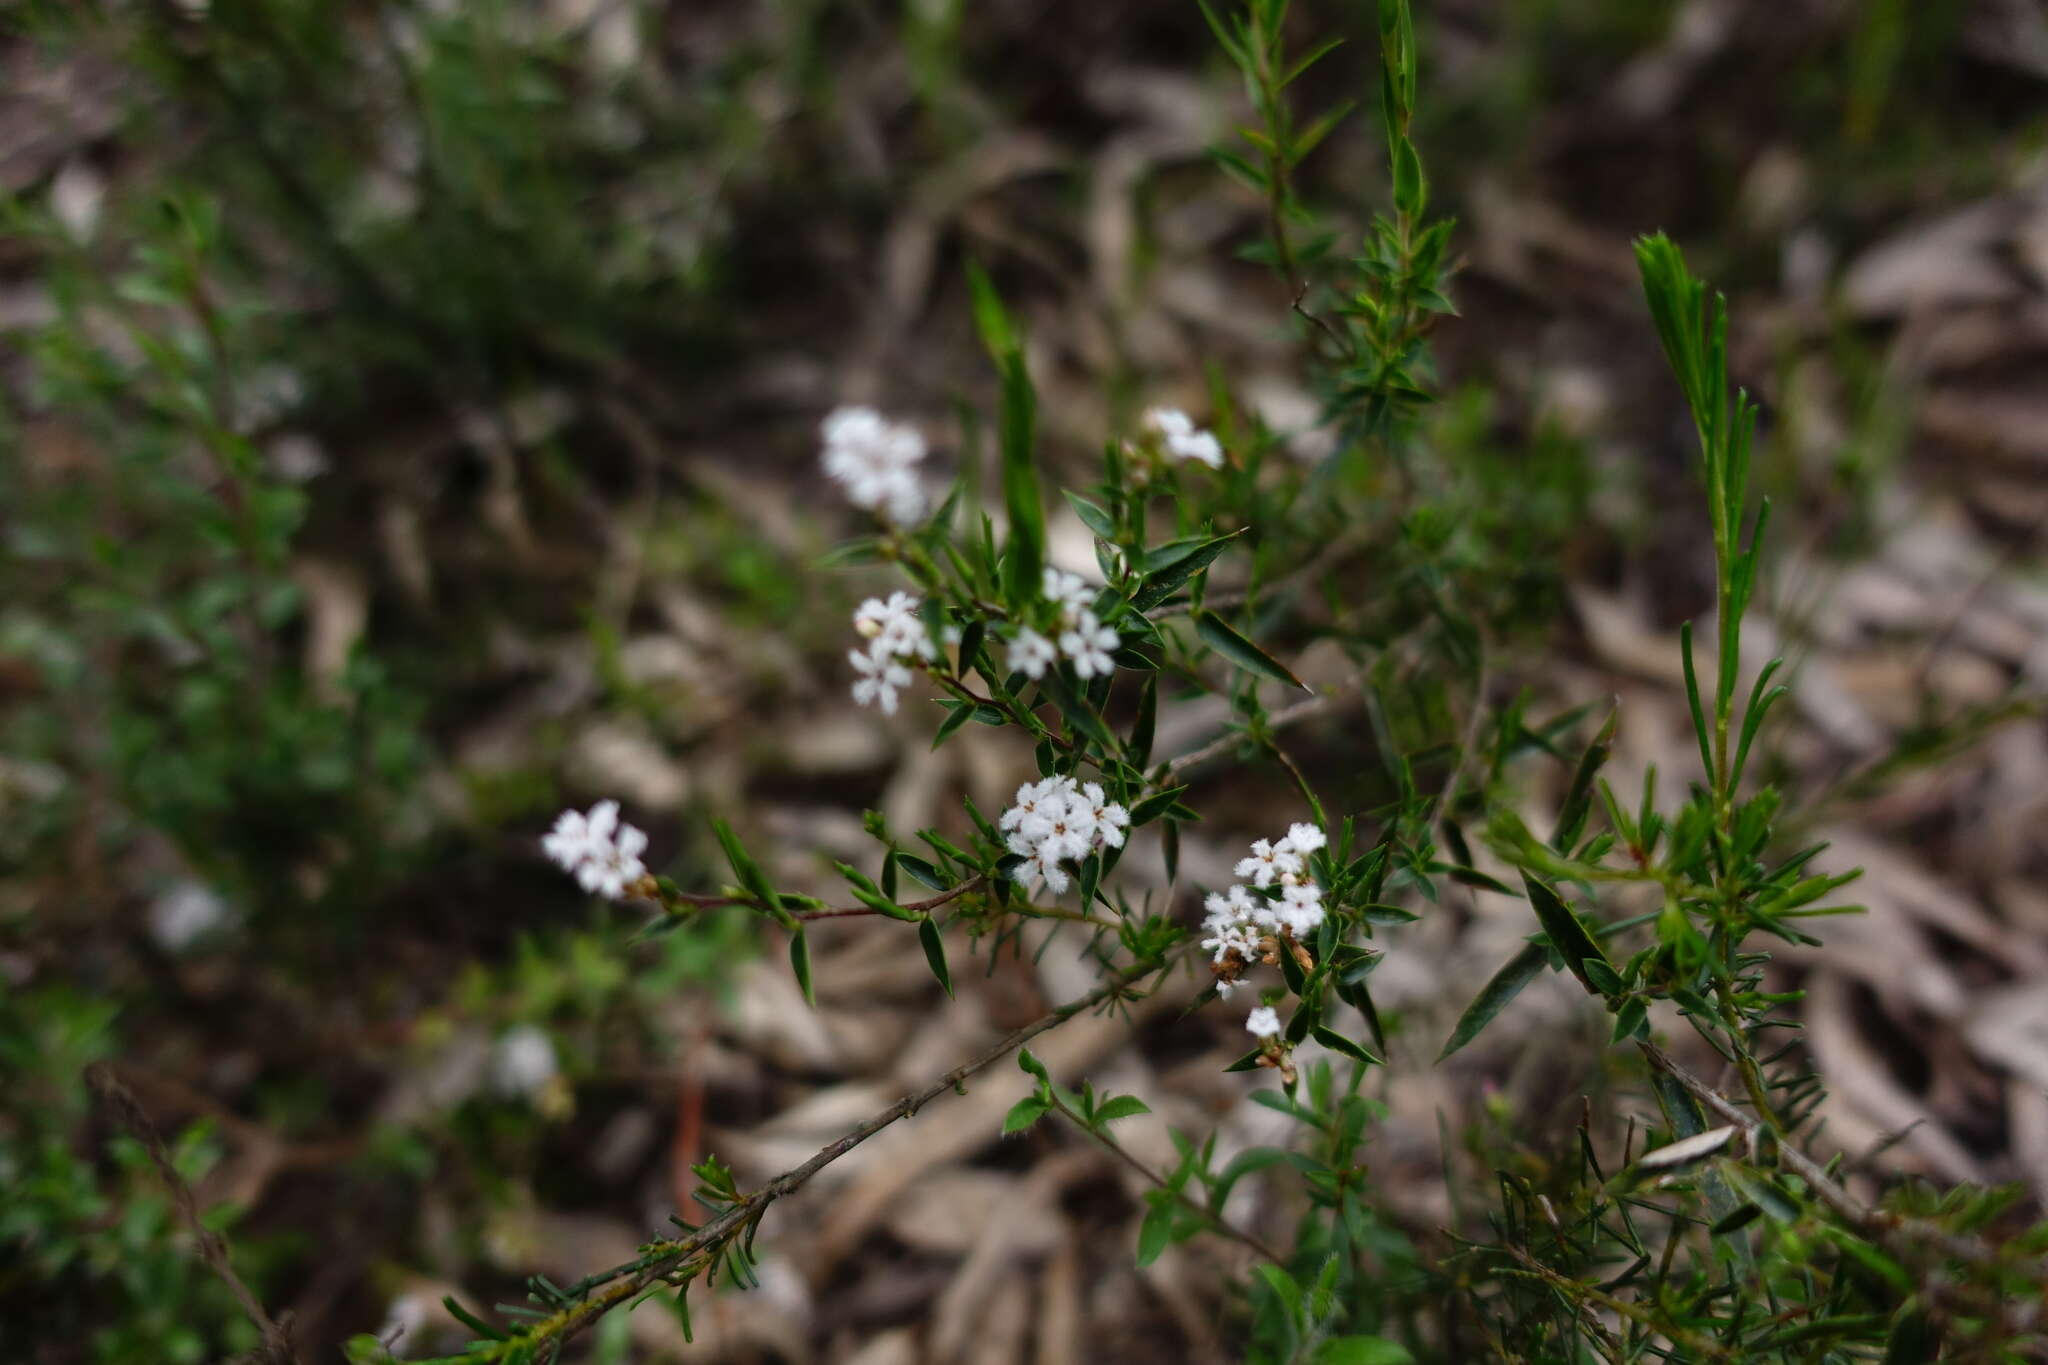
[2, 0, 2045, 1360]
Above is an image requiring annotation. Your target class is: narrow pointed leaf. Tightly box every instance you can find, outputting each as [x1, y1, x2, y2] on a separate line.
[1196, 611, 1307, 690]
[1438, 943, 1545, 1060]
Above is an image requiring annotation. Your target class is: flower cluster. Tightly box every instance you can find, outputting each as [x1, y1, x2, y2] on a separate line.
[1145, 407, 1224, 469]
[1000, 774, 1131, 896]
[1201, 822, 1327, 995]
[1005, 567, 1120, 681]
[542, 799, 649, 899]
[821, 406, 927, 524]
[850, 590, 936, 715]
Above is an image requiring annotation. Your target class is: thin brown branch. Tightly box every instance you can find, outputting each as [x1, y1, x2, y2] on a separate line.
[1164, 691, 1340, 779]
[662, 874, 988, 921]
[1638, 1042, 2025, 1274]
[460, 954, 1175, 1360]
[1041, 1089, 1283, 1265]
[1501, 1246, 1729, 1363]
[88, 1065, 298, 1365]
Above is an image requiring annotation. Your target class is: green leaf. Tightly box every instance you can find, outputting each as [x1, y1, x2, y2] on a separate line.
[1582, 958, 1624, 998]
[1128, 785, 1188, 826]
[1391, 136, 1426, 217]
[966, 265, 1042, 604]
[1439, 863, 1515, 896]
[935, 697, 1008, 729]
[1002, 1096, 1049, 1134]
[918, 918, 953, 999]
[442, 1298, 505, 1341]
[714, 819, 788, 925]
[1823, 1225, 1913, 1294]
[1883, 1307, 1940, 1365]
[1358, 903, 1419, 925]
[1064, 490, 1117, 540]
[998, 366, 1042, 604]
[1131, 530, 1244, 610]
[1311, 1025, 1381, 1067]
[1195, 611, 1307, 690]
[1710, 1203, 1763, 1236]
[1552, 705, 1617, 852]
[788, 929, 815, 1007]
[1017, 1047, 1049, 1082]
[895, 853, 949, 892]
[1316, 1338, 1414, 1365]
[1437, 942, 1545, 1060]
[1608, 995, 1648, 1042]
[1130, 671, 1158, 768]
[1092, 1095, 1152, 1123]
[833, 861, 922, 920]
[1135, 1201, 1174, 1267]
[966, 258, 1020, 360]
[1521, 872, 1612, 996]
[1255, 1262, 1304, 1318]
[1211, 1146, 1290, 1204]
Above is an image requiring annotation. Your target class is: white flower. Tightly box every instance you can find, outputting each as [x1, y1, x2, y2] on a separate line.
[821, 405, 928, 524]
[490, 1025, 559, 1097]
[148, 882, 230, 952]
[1042, 566, 1094, 622]
[1245, 1006, 1282, 1039]
[1000, 774, 1134, 900]
[1235, 837, 1304, 888]
[1007, 627, 1058, 679]
[1201, 917, 1257, 966]
[542, 800, 649, 900]
[1001, 777, 1059, 831]
[1058, 611, 1118, 679]
[1080, 782, 1130, 848]
[1145, 407, 1225, 469]
[1284, 823, 1326, 855]
[1277, 882, 1326, 937]
[854, 591, 935, 661]
[1203, 819, 1328, 990]
[1204, 879, 1253, 933]
[850, 644, 913, 714]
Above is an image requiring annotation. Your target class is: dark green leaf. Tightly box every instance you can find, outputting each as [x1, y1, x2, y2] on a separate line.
[895, 854, 949, 892]
[1130, 671, 1157, 768]
[1710, 1203, 1763, 1236]
[1312, 1025, 1382, 1067]
[1391, 136, 1426, 217]
[1132, 531, 1244, 611]
[1439, 863, 1515, 896]
[1129, 785, 1189, 826]
[714, 819, 788, 925]
[918, 918, 953, 999]
[1522, 872, 1612, 995]
[1552, 705, 1617, 852]
[442, 1298, 505, 1341]
[1437, 943, 1545, 1060]
[1358, 903, 1419, 925]
[1064, 490, 1117, 540]
[788, 929, 815, 1007]
[1195, 611, 1307, 690]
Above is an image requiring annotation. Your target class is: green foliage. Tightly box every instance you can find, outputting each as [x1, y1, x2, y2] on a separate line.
[0, 990, 270, 1363]
[6, 1, 2044, 1361]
